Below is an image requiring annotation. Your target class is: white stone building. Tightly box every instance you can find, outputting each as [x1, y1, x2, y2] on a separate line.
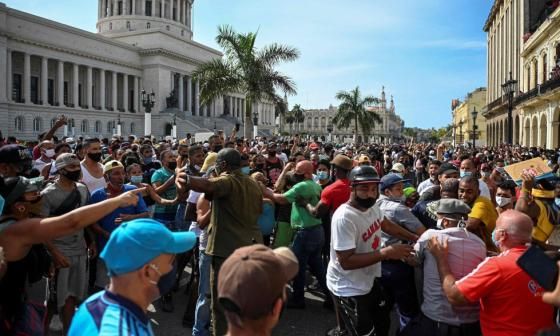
[0, 1, 277, 140]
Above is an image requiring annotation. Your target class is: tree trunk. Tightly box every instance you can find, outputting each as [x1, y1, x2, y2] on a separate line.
[354, 115, 359, 144]
[244, 98, 253, 139]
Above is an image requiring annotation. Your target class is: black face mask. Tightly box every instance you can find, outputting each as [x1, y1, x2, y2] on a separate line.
[294, 173, 306, 183]
[61, 169, 81, 182]
[355, 196, 376, 209]
[213, 145, 223, 152]
[167, 162, 177, 170]
[15, 161, 33, 177]
[88, 152, 102, 162]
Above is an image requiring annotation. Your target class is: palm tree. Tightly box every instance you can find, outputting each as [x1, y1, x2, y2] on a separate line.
[291, 104, 305, 133]
[193, 25, 299, 138]
[333, 86, 381, 143]
[273, 95, 288, 133]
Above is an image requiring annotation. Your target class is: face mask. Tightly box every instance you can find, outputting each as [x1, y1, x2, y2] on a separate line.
[44, 149, 55, 158]
[0, 195, 4, 215]
[436, 218, 445, 230]
[88, 152, 102, 162]
[61, 169, 81, 182]
[491, 229, 502, 249]
[294, 173, 306, 183]
[555, 197, 560, 207]
[495, 196, 512, 208]
[130, 175, 143, 184]
[144, 157, 153, 164]
[481, 171, 490, 178]
[317, 171, 329, 180]
[460, 170, 472, 178]
[240, 166, 251, 175]
[149, 264, 176, 296]
[355, 196, 376, 209]
[213, 145, 223, 152]
[167, 162, 177, 170]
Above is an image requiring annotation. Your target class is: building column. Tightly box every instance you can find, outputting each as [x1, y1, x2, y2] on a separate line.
[57, 60, 64, 106]
[100, 69, 106, 109]
[132, 0, 136, 15]
[194, 80, 200, 116]
[123, 0, 128, 15]
[6, 50, 11, 102]
[86, 66, 93, 109]
[186, 76, 192, 115]
[178, 75, 184, 112]
[134, 76, 139, 113]
[142, 0, 146, 15]
[241, 99, 245, 122]
[23, 53, 31, 104]
[72, 63, 79, 107]
[98, 0, 103, 19]
[112, 71, 118, 110]
[123, 74, 129, 112]
[152, 0, 156, 17]
[186, 0, 191, 27]
[114, 0, 119, 15]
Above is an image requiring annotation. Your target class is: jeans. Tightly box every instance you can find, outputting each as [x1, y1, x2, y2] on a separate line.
[290, 225, 329, 302]
[175, 203, 190, 232]
[210, 256, 227, 336]
[400, 313, 481, 336]
[193, 251, 212, 336]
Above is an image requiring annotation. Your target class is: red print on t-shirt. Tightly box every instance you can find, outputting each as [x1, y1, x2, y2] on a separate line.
[362, 219, 382, 249]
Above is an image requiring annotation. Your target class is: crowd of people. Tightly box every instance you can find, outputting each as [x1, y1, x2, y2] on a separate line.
[3, 115, 560, 335]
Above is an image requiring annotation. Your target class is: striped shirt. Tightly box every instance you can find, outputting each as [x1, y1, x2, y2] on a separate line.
[69, 290, 154, 336]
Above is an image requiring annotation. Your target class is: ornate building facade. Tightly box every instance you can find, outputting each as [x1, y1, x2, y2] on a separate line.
[452, 87, 488, 147]
[0, 1, 276, 140]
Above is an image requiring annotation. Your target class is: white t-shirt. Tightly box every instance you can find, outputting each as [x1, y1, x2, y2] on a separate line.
[327, 203, 384, 297]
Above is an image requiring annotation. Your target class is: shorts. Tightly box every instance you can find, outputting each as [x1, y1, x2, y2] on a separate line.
[57, 255, 88, 307]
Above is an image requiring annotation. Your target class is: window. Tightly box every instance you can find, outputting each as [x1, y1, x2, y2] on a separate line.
[15, 116, 24, 132]
[30, 76, 39, 104]
[12, 73, 22, 102]
[543, 54, 548, 81]
[63, 81, 69, 106]
[78, 84, 83, 107]
[33, 117, 42, 132]
[146, 1, 152, 16]
[107, 121, 116, 133]
[67, 118, 75, 129]
[109, 22, 112, 30]
[173, 7, 177, 20]
[118, 1, 123, 15]
[146, 22, 151, 29]
[130, 122, 135, 134]
[51, 118, 57, 128]
[48, 79, 54, 105]
[166, 25, 170, 31]
[126, 21, 130, 29]
[81, 120, 89, 134]
[181, 30, 184, 36]
[95, 120, 102, 133]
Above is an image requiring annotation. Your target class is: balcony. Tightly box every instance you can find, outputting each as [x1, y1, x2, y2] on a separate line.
[515, 75, 560, 105]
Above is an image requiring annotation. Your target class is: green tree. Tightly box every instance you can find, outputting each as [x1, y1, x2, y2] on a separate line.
[333, 86, 381, 143]
[193, 25, 299, 137]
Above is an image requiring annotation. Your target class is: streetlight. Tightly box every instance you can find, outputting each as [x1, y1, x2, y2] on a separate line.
[327, 124, 333, 143]
[117, 113, 122, 137]
[213, 121, 217, 135]
[501, 71, 518, 145]
[253, 110, 258, 139]
[141, 89, 155, 136]
[458, 119, 464, 146]
[471, 107, 478, 148]
[172, 114, 177, 139]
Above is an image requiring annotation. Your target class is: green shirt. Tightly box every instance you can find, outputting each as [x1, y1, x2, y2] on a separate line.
[205, 171, 264, 258]
[151, 167, 178, 215]
[284, 179, 322, 229]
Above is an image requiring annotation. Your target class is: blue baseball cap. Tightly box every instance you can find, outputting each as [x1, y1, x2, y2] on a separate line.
[100, 218, 196, 276]
[380, 173, 410, 192]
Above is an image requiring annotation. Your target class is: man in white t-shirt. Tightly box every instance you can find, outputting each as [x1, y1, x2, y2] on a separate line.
[326, 165, 418, 336]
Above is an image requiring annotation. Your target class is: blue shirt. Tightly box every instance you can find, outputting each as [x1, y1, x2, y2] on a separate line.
[150, 167, 178, 215]
[89, 184, 148, 250]
[69, 290, 153, 336]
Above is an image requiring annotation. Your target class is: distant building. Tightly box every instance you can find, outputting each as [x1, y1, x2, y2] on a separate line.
[452, 87, 487, 147]
[1, 1, 276, 140]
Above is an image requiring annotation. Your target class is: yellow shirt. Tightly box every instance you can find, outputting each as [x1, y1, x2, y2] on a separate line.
[469, 196, 498, 235]
[532, 199, 554, 243]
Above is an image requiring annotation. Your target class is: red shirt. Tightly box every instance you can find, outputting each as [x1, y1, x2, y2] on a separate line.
[320, 178, 351, 213]
[456, 246, 554, 336]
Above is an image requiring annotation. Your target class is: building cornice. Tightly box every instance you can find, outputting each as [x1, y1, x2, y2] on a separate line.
[139, 48, 207, 66]
[483, 0, 504, 32]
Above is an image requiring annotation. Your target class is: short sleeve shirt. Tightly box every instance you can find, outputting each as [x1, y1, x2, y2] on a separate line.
[283, 180, 322, 229]
[456, 247, 554, 336]
[320, 178, 351, 213]
[377, 195, 424, 246]
[89, 185, 148, 250]
[327, 203, 383, 297]
[469, 196, 498, 234]
[151, 167, 178, 215]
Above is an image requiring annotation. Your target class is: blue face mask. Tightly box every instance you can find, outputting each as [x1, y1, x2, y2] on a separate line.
[555, 198, 560, 207]
[241, 166, 251, 175]
[491, 229, 502, 249]
[130, 175, 143, 184]
[460, 170, 472, 178]
[317, 171, 329, 180]
[0, 194, 4, 215]
[144, 157, 153, 164]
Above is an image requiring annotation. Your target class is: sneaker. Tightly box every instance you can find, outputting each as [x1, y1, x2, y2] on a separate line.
[161, 294, 174, 313]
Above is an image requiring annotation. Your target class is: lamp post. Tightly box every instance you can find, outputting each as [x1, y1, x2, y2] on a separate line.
[501, 71, 518, 145]
[458, 120, 464, 146]
[116, 113, 122, 137]
[172, 114, 177, 139]
[253, 110, 258, 139]
[452, 123, 457, 147]
[327, 124, 333, 143]
[213, 121, 217, 135]
[471, 107, 478, 148]
[141, 89, 155, 136]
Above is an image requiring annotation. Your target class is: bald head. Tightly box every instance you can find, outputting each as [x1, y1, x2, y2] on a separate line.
[460, 159, 476, 173]
[496, 210, 533, 248]
[295, 160, 314, 180]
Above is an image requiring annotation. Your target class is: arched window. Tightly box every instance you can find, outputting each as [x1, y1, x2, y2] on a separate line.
[146, 22, 151, 29]
[51, 118, 57, 128]
[33, 117, 42, 132]
[95, 120, 102, 133]
[15, 116, 24, 132]
[67, 118, 75, 128]
[81, 120, 89, 134]
[130, 122, 135, 134]
[107, 121, 115, 133]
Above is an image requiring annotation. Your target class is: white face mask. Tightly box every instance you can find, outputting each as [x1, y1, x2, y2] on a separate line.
[45, 149, 55, 158]
[495, 196, 512, 208]
[436, 218, 445, 229]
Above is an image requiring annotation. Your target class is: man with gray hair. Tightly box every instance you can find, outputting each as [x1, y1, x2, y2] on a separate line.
[403, 199, 485, 336]
[428, 210, 554, 335]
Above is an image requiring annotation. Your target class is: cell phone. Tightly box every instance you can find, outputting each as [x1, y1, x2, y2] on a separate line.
[516, 244, 558, 291]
